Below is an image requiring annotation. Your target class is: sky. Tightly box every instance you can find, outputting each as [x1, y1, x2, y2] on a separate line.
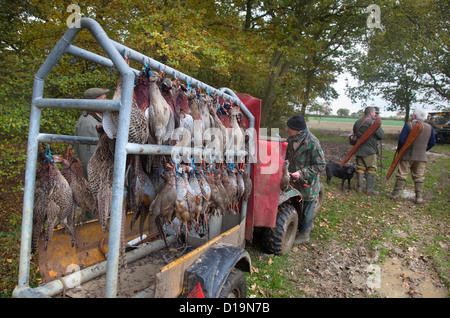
[329, 73, 397, 117]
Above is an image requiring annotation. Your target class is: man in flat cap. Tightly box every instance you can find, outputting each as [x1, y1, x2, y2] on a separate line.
[285, 114, 326, 244]
[74, 87, 109, 179]
[353, 106, 384, 194]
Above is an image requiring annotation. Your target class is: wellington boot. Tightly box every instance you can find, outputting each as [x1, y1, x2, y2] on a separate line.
[294, 232, 310, 245]
[356, 172, 364, 193]
[365, 173, 379, 195]
[387, 178, 406, 199]
[415, 182, 424, 204]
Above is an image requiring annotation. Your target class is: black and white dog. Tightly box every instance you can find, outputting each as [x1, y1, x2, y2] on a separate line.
[325, 162, 356, 190]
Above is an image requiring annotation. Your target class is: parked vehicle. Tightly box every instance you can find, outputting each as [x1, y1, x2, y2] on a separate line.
[428, 112, 450, 144]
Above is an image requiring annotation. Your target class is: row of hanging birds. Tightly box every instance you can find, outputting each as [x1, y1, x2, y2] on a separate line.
[32, 68, 252, 252]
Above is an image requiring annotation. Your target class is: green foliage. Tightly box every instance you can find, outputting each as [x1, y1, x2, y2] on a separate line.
[346, 0, 449, 120]
[1, 0, 448, 137]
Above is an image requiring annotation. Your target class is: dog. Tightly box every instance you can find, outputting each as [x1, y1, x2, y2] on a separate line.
[325, 162, 356, 190]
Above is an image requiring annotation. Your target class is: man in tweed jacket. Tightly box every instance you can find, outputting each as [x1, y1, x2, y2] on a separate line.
[387, 109, 435, 204]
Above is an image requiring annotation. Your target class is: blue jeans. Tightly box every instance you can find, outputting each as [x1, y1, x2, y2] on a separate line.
[299, 200, 315, 233]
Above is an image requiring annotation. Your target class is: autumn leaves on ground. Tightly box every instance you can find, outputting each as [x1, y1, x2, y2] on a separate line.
[245, 134, 449, 298]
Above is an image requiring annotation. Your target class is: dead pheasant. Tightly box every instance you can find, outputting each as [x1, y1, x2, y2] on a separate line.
[186, 168, 203, 226]
[149, 169, 177, 242]
[228, 106, 244, 157]
[208, 97, 228, 156]
[102, 76, 150, 145]
[32, 152, 52, 253]
[36, 149, 77, 250]
[148, 72, 175, 145]
[128, 154, 157, 239]
[134, 75, 150, 114]
[196, 169, 212, 221]
[226, 166, 239, 212]
[236, 168, 245, 204]
[205, 168, 227, 215]
[174, 169, 191, 237]
[280, 160, 290, 191]
[87, 127, 115, 232]
[53, 147, 96, 223]
[242, 169, 252, 202]
[217, 167, 233, 212]
[197, 93, 213, 134]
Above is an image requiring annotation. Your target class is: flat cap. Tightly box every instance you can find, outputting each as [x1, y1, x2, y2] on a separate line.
[84, 87, 109, 99]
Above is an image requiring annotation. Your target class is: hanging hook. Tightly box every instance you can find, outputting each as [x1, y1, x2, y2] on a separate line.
[44, 144, 53, 163]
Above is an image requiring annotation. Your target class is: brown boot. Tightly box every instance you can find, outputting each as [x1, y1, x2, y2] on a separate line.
[387, 178, 406, 199]
[415, 182, 424, 204]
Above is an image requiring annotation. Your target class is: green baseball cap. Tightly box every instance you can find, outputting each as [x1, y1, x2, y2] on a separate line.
[84, 87, 109, 99]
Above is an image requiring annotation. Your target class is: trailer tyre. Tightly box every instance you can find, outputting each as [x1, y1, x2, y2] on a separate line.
[218, 269, 247, 298]
[261, 203, 299, 255]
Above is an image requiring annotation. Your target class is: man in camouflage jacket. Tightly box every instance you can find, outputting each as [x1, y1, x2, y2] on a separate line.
[285, 114, 326, 244]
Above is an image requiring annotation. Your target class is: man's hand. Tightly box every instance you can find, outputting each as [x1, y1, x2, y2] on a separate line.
[290, 171, 300, 180]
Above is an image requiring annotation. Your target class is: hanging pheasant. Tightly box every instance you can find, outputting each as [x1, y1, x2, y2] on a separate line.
[53, 147, 96, 223]
[34, 148, 77, 250]
[87, 127, 115, 232]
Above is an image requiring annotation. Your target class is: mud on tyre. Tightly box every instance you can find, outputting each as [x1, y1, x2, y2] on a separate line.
[261, 203, 299, 255]
[218, 269, 247, 298]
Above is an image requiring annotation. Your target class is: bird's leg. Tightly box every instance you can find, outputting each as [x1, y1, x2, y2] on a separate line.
[203, 213, 209, 228]
[156, 217, 168, 247]
[44, 217, 57, 251]
[176, 221, 182, 237]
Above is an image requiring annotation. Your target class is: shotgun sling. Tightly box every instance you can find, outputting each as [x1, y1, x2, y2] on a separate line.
[340, 117, 382, 167]
[385, 121, 424, 180]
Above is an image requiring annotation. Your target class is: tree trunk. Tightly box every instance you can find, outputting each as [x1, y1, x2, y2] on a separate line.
[260, 52, 292, 126]
[300, 69, 315, 115]
[403, 105, 411, 124]
[244, 0, 253, 30]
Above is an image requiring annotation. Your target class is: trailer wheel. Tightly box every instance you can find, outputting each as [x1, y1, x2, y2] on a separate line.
[218, 269, 247, 298]
[261, 203, 299, 255]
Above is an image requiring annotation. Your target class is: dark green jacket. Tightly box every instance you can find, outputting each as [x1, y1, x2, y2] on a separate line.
[353, 115, 384, 157]
[286, 129, 325, 201]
